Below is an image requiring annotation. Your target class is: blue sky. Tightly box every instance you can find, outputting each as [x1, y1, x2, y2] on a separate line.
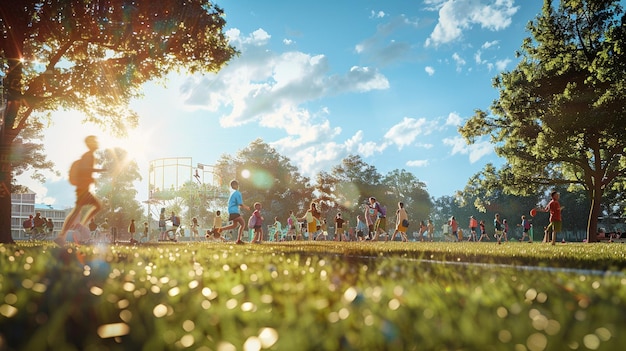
[22, 0, 545, 209]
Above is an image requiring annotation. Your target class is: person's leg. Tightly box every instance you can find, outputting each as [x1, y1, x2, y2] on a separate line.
[235, 217, 245, 243]
[390, 229, 398, 241]
[56, 204, 82, 244]
[80, 198, 102, 227]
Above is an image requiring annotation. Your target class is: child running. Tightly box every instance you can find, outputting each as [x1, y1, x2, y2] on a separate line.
[518, 215, 532, 242]
[215, 180, 250, 244]
[478, 220, 491, 241]
[390, 202, 409, 242]
[250, 202, 264, 243]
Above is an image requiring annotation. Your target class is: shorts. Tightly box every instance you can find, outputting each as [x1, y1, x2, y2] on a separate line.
[547, 221, 562, 233]
[229, 213, 241, 221]
[253, 225, 262, 230]
[307, 221, 317, 234]
[470, 227, 477, 233]
[336, 227, 345, 235]
[375, 217, 387, 231]
[396, 223, 407, 233]
[495, 230, 503, 236]
[76, 189, 99, 206]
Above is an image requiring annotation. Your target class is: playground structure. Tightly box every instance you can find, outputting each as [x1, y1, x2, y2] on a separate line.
[146, 157, 228, 241]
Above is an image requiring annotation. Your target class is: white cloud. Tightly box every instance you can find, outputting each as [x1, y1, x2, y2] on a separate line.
[474, 50, 485, 64]
[384, 117, 433, 150]
[226, 28, 271, 47]
[495, 58, 512, 71]
[445, 112, 462, 126]
[371, 10, 386, 18]
[443, 136, 493, 163]
[482, 40, 499, 49]
[407, 159, 429, 167]
[425, 66, 435, 76]
[425, 0, 519, 47]
[180, 35, 389, 130]
[452, 52, 466, 72]
[283, 38, 294, 45]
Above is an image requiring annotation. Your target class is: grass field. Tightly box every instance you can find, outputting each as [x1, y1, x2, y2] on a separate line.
[1, 241, 625, 350]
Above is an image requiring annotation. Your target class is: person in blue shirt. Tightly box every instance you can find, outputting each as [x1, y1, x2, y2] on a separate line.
[216, 180, 250, 244]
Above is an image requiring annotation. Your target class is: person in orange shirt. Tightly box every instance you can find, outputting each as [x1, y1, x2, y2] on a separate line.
[468, 215, 478, 242]
[541, 191, 564, 245]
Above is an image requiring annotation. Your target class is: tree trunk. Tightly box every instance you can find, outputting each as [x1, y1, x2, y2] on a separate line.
[0, 139, 16, 244]
[586, 184, 603, 243]
[0, 57, 24, 243]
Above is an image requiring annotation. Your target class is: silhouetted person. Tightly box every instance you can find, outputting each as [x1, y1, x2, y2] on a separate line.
[55, 135, 105, 246]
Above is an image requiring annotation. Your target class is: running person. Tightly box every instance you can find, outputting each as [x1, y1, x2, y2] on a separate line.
[215, 180, 250, 244]
[541, 191, 563, 245]
[519, 215, 532, 242]
[55, 135, 105, 246]
[390, 202, 409, 242]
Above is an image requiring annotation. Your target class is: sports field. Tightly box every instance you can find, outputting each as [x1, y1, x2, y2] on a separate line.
[1, 241, 625, 350]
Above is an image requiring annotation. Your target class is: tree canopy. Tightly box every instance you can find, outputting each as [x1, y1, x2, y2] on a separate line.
[0, 0, 237, 242]
[214, 139, 315, 226]
[459, 0, 626, 242]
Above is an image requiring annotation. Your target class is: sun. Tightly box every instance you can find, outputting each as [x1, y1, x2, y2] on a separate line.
[241, 169, 251, 179]
[98, 127, 153, 166]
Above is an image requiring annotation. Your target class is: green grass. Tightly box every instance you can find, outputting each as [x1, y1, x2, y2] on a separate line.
[1, 241, 626, 350]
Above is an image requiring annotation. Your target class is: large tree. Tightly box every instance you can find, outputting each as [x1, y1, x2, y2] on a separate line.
[314, 154, 383, 221]
[459, 0, 626, 242]
[214, 139, 314, 226]
[381, 169, 432, 224]
[0, 0, 236, 242]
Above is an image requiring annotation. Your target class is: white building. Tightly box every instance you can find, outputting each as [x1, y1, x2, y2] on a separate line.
[11, 191, 69, 240]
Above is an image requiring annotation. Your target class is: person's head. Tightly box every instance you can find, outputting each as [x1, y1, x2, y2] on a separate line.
[398, 202, 404, 208]
[36, 212, 41, 217]
[160, 208, 165, 213]
[503, 219, 507, 223]
[131, 219, 135, 222]
[216, 210, 221, 216]
[521, 215, 526, 219]
[369, 197, 376, 204]
[230, 180, 239, 190]
[85, 135, 99, 151]
[254, 202, 261, 210]
[144, 222, 148, 226]
[337, 212, 342, 218]
[551, 191, 560, 200]
[495, 213, 500, 218]
[310, 202, 317, 210]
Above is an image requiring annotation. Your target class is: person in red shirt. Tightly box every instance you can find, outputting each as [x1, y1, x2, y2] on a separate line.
[542, 191, 564, 245]
[468, 216, 478, 242]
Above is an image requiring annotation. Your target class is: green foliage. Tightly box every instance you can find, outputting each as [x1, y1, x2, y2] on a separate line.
[215, 139, 314, 224]
[314, 155, 432, 226]
[2, 242, 626, 350]
[0, 0, 237, 243]
[95, 147, 143, 231]
[459, 0, 626, 241]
